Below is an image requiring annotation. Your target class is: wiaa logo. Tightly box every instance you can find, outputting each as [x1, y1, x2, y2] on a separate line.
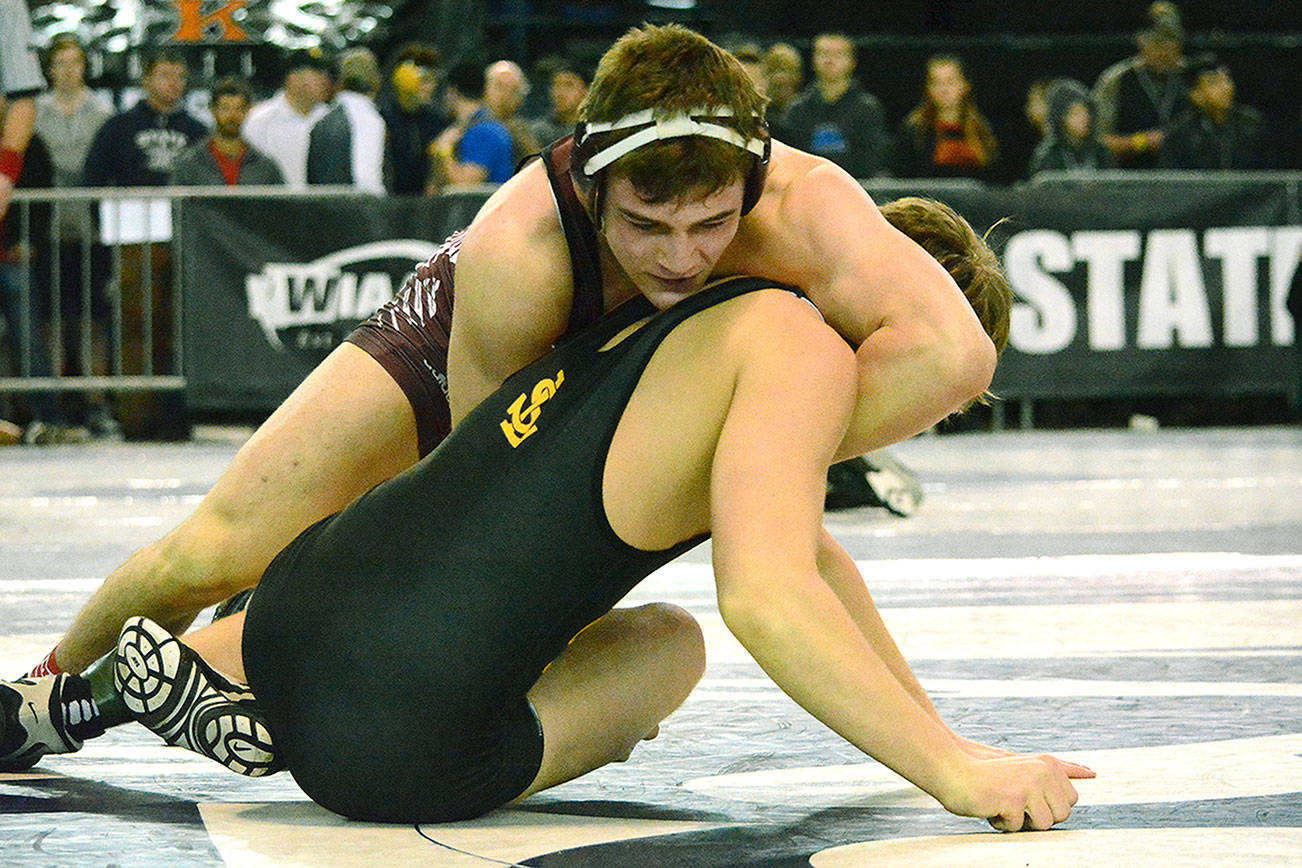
[245, 240, 440, 351]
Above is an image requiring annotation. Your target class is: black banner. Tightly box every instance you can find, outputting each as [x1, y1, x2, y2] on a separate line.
[177, 178, 1301, 414]
[968, 176, 1300, 399]
[178, 195, 443, 411]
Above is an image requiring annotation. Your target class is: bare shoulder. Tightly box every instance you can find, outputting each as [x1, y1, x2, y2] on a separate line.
[453, 160, 573, 314]
[767, 143, 887, 238]
[459, 162, 564, 261]
[721, 288, 857, 391]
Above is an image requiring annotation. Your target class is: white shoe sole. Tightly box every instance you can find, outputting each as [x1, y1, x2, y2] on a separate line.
[116, 617, 282, 777]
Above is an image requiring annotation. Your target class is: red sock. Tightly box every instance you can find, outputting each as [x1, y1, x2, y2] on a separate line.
[28, 647, 62, 678]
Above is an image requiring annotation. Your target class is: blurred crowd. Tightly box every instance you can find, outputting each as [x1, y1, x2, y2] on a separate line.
[0, 0, 1291, 443]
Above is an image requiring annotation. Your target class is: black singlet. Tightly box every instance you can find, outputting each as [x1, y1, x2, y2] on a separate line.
[243, 276, 802, 824]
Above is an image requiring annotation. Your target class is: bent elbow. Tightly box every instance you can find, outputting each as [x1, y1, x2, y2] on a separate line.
[959, 330, 998, 399]
[924, 322, 997, 411]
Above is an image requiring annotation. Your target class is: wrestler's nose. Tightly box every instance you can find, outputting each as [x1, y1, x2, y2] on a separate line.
[657, 235, 704, 276]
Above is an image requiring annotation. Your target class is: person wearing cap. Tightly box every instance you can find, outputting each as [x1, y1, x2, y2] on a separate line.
[6, 27, 1014, 797]
[242, 47, 331, 189]
[378, 42, 447, 196]
[1093, 1, 1188, 168]
[1160, 54, 1271, 170]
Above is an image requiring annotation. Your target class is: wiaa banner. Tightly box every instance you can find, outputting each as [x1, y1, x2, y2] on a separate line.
[179, 178, 1301, 413]
[178, 195, 444, 411]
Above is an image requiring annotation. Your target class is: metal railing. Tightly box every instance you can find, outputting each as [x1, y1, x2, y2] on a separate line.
[0, 185, 369, 397]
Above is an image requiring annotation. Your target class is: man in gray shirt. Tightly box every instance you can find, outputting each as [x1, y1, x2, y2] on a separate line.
[171, 77, 284, 186]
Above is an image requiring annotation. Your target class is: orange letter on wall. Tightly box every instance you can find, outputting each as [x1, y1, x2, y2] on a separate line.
[173, 0, 249, 42]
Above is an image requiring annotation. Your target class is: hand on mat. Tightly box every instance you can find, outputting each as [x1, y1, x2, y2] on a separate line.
[956, 735, 1096, 780]
[944, 753, 1079, 832]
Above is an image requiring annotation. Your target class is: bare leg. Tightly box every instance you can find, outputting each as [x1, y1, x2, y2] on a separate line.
[54, 344, 419, 673]
[518, 603, 706, 799]
[181, 611, 248, 682]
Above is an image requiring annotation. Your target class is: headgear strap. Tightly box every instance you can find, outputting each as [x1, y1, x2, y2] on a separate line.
[575, 107, 767, 178]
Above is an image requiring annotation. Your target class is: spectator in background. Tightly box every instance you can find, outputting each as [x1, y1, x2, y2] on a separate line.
[762, 42, 802, 121]
[1028, 79, 1114, 176]
[1024, 78, 1055, 146]
[780, 33, 888, 179]
[171, 77, 284, 186]
[730, 42, 768, 98]
[35, 35, 108, 198]
[483, 60, 539, 168]
[1160, 54, 1270, 170]
[1093, 1, 1187, 169]
[427, 61, 513, 190]
[32, 34, 116, 439]
[0, 0, 45, 221]
[82, 48, 205, 442]
[529, 56, 588, 147]
[893, 54, 999, 180]
[82, 49, 206, 187]
[0, 126, 83, 443]
[243, 48, 331, 189]
[379, 43, 447, 196]
[307, 48, 387, 193]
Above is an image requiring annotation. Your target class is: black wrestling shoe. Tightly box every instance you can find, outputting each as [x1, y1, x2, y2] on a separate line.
[0, 674, 101, 771]
[115, 617, 283, 777]
[825, 451, 924, 517]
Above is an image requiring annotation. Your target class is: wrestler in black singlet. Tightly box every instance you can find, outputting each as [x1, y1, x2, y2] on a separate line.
[242, 276, 800, 823]
[345, 138, 602, 457]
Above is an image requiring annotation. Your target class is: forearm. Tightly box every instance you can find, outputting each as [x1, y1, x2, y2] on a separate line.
[835, 321, 994, 458]
[815, 534, 943, 721]
[720, 572, 970, 805]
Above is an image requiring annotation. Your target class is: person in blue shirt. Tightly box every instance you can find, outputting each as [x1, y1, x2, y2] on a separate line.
[428, 61, 514, 189]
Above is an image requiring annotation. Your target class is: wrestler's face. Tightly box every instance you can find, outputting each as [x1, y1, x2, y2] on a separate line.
[601, 174, 745, 309]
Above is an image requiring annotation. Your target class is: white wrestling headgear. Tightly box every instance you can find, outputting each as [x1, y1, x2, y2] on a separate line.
[571, 106, 771, 216]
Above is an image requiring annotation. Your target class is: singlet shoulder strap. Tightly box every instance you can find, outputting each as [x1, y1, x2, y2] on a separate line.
[541, 137, 605, 338]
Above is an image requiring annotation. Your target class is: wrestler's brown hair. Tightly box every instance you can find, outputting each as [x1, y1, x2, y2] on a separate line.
[880, 196, 1012, 407]
[580, 24, 767, 203]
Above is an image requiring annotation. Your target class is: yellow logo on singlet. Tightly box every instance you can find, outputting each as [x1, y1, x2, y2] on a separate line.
[500, 370, 565, 448]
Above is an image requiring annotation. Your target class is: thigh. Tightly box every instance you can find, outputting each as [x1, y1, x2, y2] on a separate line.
[187, 342, 420, 579]
[520, 603, 706, 799]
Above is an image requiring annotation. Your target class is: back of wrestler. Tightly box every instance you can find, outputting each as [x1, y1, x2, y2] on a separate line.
[240, 280, 775, 822]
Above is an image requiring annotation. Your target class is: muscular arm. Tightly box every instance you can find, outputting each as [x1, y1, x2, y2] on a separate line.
[709, 301, 972, 807]
[815, 530, 943, 720]
[446, 170, 575, 424]
[780, 163, 997, 455]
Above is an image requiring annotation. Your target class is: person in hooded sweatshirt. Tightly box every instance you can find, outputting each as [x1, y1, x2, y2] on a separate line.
[1028, 79, 1115, 177]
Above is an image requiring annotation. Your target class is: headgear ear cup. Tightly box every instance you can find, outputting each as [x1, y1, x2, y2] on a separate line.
[740, 132, 770, 215]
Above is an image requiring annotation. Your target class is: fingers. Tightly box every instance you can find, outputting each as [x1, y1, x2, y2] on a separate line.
[1063, 761, 1097, 779]
[1024, 796, 1054, 831]
[1044, 753, 1097, 779]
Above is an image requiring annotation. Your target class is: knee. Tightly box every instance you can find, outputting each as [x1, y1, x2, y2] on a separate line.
[633, 602, 706, 688]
